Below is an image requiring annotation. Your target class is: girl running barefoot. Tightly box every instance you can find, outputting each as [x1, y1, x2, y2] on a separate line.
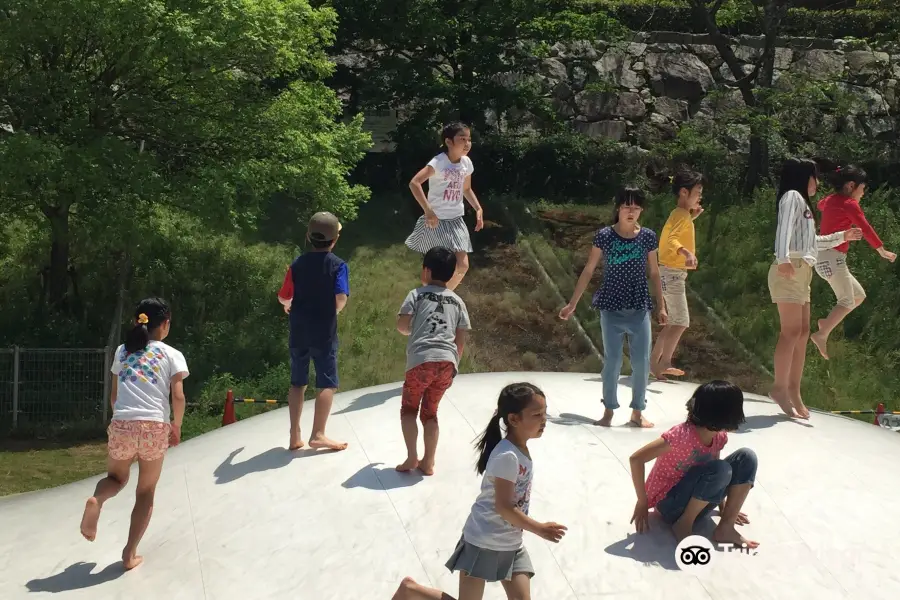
[559, 187, 667, 428]
[650, 168, 706, 380]
[767, 158, 862, 419]
[406, 122, 484, 291]
[811, 162, 896, 359]
[630, 380, 759, 549]
[392, 383, 567, 600]
[79, 298, 188, 570]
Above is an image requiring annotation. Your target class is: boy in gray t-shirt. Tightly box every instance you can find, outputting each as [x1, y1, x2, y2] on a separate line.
[395, 247, 471, 476]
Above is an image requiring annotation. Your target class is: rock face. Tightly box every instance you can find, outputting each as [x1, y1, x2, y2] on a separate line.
[538, 32, 900, 147]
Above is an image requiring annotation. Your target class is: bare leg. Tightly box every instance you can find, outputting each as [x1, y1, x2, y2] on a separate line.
[787, 303, 811, 419]
[396, 413, 419, 472]
[649, 327, 671, 380]
[811, 298, 862, 359]
[81, 457, 131, 541]
[714, 483, 759, 549]
[501, 572, 531, 600]
[447, 252, 470, 291]
[458, 572, 486, 600]
[308, 388, 348, 450]
[121, 456, 165, 569]
[770, 303, 802, 418]
[671, 497, 710, 542]
[392, 576, 456, 600]
[419, 418, 439, 476]
[658, 325, 688, 375]
[288, 384, 306, 450]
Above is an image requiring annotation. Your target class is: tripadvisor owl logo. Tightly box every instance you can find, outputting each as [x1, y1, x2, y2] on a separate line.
[675, 535, 757, 573]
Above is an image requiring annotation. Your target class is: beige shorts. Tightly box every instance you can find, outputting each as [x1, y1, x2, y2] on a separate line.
[660, 266, 689, 327]
[768, 259, 812, 305]
[814, 248, 865, 308]
[108, 420, 169, 462]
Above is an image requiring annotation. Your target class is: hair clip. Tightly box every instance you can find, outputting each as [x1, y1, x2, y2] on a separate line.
[668, 175, 674, 184]
[137, 313, 149, 325]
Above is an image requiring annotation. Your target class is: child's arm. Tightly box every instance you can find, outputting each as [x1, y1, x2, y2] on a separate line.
[629, 437, 671, 532]
[277, 267, 293, 314]
[397, 314, 412, 335]
[647, 250, 667, 324]
[336, 294, 348, 313]
[560, 246, 603, 319]
[170, 372, 186, 445]
[666, 214, 697, 267]
[409, 165, 437, 224]
[463, 175, 483, 231]
[397, 291, 416, 335]
[493, 478, 567, 543]
[847, 201, 895, 260]
[109, 381, 118, 413]
[454, 328, 467, 358]
[335, 263, 350, 314]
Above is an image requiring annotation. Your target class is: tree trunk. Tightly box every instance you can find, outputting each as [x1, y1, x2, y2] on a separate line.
[42, 204, 71, 309]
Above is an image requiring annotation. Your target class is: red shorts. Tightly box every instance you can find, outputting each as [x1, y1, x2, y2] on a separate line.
[401, 362, 455, 423]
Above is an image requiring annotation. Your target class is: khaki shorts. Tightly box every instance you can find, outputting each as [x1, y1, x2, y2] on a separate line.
[768, 259, 812, 305]
[660, 266, 689, 327]
[814, 248, 865, 308]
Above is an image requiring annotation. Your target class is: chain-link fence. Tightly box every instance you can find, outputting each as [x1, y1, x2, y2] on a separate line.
[0, 347, 111, 434]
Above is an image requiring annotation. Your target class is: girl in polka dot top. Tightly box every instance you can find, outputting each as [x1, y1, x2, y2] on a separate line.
[559, 187, 667, 428]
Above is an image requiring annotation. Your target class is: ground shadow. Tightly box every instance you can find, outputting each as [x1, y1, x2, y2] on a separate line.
[584, 376, 663, 395]
[334, 387, 403, 415]
[26, 561, 124, 593]
[735, 414, 814, 433]
[604, 528, 680, 571]
[549, 412, 597, 426]
[214, 446, 320, 484]
[342, 462, 424, 490]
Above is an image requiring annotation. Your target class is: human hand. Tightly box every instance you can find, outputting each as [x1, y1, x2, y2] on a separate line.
[559, 303, 576, 320]
[844, 226, 863, 241]
[631, 500, 650, 533]
[425, 210, 439, 229]
[735, 511, 750, 526]
[169, 423, 182, 446]
[878, 247, 897, 263]
[475, 210, 484, 232]
[282, 303, 291, 315]
[657, 308, 668, 326]
[777, 262, 795, 279]
[683, 250, 698, 268]
[537, 521, 568, 543]
[691, 206, 704, 218]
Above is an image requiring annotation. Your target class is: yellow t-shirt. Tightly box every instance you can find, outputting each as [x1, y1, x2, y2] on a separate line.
[658, 207, 696, 269]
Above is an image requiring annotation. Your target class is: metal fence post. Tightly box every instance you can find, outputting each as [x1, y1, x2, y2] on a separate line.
[102, 346, 111, 423]
[12, 345, 19, 430]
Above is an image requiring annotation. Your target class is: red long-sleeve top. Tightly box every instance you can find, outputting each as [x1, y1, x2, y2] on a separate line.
[817, 193, 883, 253]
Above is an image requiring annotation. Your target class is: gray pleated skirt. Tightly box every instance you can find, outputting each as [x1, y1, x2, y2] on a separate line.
[444, 536, 535, 582]
[405, 215, 473, 254]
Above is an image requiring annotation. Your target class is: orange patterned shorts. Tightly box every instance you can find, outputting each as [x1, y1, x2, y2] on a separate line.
[401, 361, 456, 423]
[108, 420, 169, 462]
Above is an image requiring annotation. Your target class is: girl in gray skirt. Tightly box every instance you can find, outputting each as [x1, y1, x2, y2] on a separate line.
[392, 382, 567, 600]
[406, 122, 485, 291]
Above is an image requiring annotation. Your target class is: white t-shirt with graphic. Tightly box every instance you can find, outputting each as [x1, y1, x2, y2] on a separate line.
[426, 153, 475, 220]
[462, 439, 533, 551]
[110, 341, 189, 423]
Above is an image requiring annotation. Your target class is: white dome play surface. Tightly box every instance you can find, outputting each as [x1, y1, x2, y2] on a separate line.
[2, 372, 899, 599]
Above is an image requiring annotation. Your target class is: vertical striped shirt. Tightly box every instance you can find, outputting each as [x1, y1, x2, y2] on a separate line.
[774, 190, 844, 265]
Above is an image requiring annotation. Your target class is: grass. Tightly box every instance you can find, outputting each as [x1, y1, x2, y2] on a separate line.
[0, 195, 594, 497]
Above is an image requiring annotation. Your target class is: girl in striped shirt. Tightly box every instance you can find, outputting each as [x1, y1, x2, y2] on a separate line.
[406, 122, 485, 291]
[767, 158, 862, 419]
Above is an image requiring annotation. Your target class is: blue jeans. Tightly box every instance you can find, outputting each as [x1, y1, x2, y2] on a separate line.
[656, 448, 759, 524]
[600, 309, 651, 411]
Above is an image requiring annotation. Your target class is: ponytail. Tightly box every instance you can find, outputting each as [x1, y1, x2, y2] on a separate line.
[474, 382, 545, 474]
[645, 163, 705, 195]
[815, 157, 867, 192]
[123, 297, 171, 354]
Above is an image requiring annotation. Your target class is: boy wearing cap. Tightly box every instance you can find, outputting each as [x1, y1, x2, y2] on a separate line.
[277, 212, 349, 451]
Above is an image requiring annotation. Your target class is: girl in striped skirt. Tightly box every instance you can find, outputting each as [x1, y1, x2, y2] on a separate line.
[407, 122, 484, 290]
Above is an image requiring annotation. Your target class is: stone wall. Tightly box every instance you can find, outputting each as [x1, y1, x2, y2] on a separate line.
[541, 32, 899, 149]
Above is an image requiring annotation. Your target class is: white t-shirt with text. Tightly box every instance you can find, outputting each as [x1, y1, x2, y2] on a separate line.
[110, 341, 189, 423]
[462, 439, 533, 551]
[426, 153, 475, 220]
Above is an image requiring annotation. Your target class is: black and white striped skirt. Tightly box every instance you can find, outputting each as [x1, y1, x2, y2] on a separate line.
[405, 216, 473, 254]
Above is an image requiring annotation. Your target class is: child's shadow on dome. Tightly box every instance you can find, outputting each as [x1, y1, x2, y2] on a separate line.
[26, 561, 124, 593]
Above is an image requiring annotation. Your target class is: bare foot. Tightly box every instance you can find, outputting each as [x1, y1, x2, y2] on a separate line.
[289, 439, 305, 451]
[810, 326, 829, 360]
[594, 409, 614, 427]
[789, 393, 810, 419]
[628, 414, 654, 428]
[80, 498, 101, 541]
[769, 389, 798, 418]
[122, 549, 144, 570]
[650, 362, 668, 381]
[396, 457, 419, 472]
[418, 459, 434, 476]
[672, 515, 694, 542]
[662, 367, 685, 377]
[714, 522, 759, 549]
[309, 434, 348, 451]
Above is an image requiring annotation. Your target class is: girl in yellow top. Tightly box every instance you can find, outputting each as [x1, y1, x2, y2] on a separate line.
[650, 169, 705, 380]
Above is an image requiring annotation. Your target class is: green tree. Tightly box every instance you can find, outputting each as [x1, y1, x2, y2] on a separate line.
[320, 0, 623, 136]
[0, 0, 370, 311]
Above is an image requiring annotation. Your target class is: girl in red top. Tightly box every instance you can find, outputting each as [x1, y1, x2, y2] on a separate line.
[811, 163, 896, 359]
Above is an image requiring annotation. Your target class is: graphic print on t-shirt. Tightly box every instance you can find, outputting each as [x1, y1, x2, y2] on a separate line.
[675, 447, 715, 473]
[607, 238, 645, 265]
[418, 291, 462, 335]
[117, 347, 164, 385]
[441, 166, 465, 205]
[516, 462, 532, 514]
